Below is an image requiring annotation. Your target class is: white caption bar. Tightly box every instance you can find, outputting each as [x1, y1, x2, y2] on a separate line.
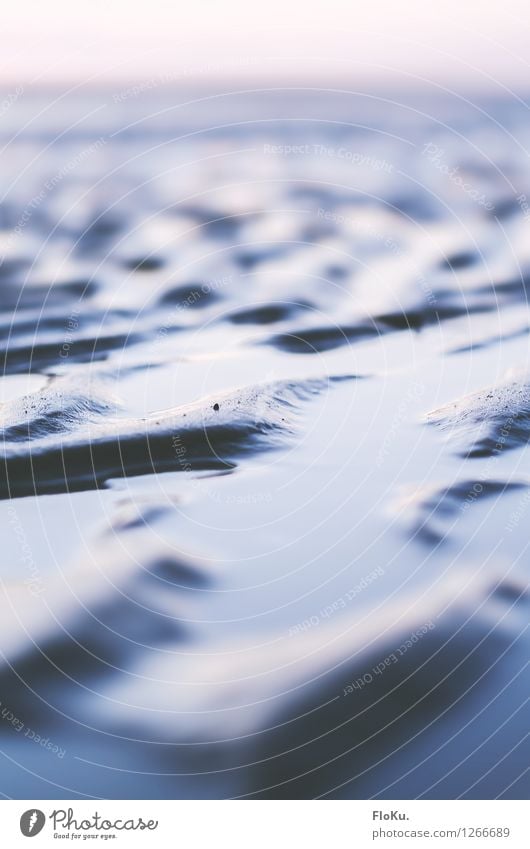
[1, 799, 526, 848]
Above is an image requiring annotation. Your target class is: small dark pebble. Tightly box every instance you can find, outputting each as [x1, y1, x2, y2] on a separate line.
[213, 403, 220, 411]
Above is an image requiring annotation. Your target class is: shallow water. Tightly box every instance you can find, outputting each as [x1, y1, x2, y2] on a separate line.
[0, 88, 528, 799]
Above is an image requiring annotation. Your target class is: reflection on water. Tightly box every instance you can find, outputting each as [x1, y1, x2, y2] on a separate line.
[0, 89, 528, 798]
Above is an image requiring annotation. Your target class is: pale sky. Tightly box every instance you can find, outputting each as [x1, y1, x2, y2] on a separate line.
[1, 0, 529, 90]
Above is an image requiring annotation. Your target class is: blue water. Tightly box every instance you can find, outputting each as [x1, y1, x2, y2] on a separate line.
[0, 87, 528, 798]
